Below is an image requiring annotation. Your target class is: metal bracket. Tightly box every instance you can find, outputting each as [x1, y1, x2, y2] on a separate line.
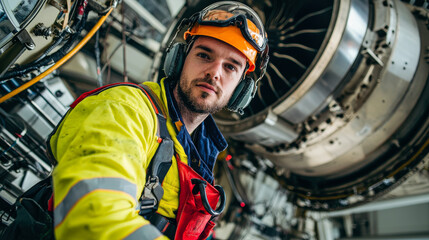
[362, 48, 384, 67]
[16, 29, 35, 50]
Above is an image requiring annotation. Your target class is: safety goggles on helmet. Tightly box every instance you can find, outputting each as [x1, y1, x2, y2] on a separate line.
[197, 2, 267, 52]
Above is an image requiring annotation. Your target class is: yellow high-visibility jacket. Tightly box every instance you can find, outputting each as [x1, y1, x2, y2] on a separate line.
[49, 79, 189, 239]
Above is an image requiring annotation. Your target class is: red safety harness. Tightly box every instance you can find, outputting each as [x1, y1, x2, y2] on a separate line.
[175, 157, 225, 239]
[71, 82, 226, 239]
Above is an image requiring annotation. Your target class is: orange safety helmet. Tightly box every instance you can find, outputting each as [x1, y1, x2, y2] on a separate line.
[183, 1, 268, 73]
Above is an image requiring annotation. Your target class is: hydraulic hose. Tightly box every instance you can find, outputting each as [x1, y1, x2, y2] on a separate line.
[0, 7, 114, 104]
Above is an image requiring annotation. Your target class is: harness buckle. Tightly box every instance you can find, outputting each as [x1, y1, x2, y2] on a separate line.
[139, 176, 164, 216]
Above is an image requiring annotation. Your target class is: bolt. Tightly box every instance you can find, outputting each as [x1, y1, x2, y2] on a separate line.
[24, 42, 35, 50]
[55, 90, 64, 97]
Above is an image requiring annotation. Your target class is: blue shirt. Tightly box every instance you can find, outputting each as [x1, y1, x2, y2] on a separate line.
[164, 80, 228, 183]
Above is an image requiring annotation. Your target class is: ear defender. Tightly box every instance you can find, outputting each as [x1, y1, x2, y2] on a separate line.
[163, 43, 186, 80]
[227, 47, 269, 115]
[227, 77, 255, 115]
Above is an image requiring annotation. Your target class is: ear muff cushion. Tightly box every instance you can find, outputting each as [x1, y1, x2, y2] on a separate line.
[227, 77, 255, 112]
[163, 43, 186, 79]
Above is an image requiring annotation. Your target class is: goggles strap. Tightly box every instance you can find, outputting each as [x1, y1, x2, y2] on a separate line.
[241, 63, 250, 81]
[185, 36, 197, 53]
[166, 17, 192, 52]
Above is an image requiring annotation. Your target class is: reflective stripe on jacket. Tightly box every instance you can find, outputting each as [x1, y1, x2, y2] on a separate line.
[49, 79, 188, 239]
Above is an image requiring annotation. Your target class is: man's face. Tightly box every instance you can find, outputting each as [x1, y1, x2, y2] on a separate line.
[176, 36, 247, 114]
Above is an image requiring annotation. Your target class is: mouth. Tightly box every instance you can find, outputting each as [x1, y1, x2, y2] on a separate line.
[196, 82, 217, 94]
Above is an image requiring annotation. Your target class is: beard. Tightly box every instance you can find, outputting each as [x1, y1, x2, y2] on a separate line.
[177, 76, 228, 114]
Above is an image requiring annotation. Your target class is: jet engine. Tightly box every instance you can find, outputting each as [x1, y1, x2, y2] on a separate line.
[153, 0, 429, 211]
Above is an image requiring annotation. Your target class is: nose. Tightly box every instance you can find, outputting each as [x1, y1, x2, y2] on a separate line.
[204, 61, 222, 81]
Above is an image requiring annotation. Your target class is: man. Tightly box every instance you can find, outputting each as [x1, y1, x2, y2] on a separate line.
[48, 1, 268, 239]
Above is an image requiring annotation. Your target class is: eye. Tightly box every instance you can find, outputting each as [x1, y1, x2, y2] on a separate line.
[196, 52, 210, 60]
[225, 64, 237, 72]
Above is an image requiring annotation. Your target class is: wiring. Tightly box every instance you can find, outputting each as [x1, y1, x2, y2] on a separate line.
[0, 7, 114, 104]
[100, 41, 126, 75]
[34, 30, 68, 63]
[1, 137, 21, 158]
[0, 108, 28, 160]
[101, 18, 114, 84]
[121, 1, 128, 82]
[94, 30, 103, 87]
[0, 0, 87, 81]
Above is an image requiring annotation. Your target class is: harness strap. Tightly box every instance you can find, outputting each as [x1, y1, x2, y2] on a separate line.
[147, 212, 177, 239]
[139, 84, 173, 182]
[137, 85, 173, 217]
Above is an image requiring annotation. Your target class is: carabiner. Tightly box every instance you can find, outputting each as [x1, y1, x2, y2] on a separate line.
[191, 178, 226, 216]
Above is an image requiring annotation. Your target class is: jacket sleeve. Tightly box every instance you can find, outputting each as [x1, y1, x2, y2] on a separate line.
[49, 87, 169, 240]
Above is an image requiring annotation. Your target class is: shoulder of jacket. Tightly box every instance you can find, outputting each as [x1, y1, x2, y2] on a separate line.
[91, 85, 155, 111]
[143, 82, 162, 97]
